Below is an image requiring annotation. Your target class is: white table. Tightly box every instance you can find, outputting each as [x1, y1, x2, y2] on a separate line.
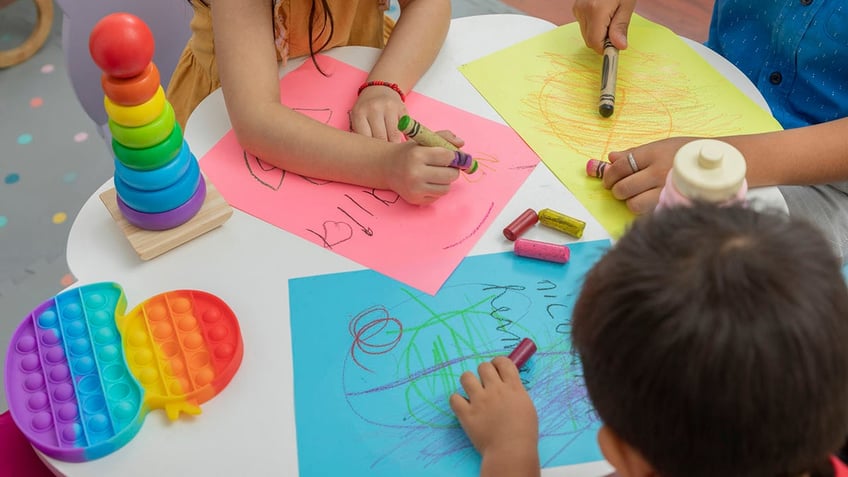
[53, 14, 784, 477]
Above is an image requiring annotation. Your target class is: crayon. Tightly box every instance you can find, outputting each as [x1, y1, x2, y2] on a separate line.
[586, 158, 609, 179]
[507, 338, 537, 369]
[398, 115, 478, 173]
[538, 208, 586, 239]
[599, 38, 618, 118]
[503, 208, 538, 241]
[513, 238, 571, 264]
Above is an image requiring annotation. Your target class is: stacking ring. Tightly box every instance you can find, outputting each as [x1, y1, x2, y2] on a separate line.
[627, 152, 639, 173]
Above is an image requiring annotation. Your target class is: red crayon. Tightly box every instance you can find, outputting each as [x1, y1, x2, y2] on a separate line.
[508, 338, 537, 369]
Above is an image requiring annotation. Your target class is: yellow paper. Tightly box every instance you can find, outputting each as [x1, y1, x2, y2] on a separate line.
[459, 15, 782, 237]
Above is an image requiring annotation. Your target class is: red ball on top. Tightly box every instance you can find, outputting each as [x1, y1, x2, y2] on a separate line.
[89, 13, 155, 79]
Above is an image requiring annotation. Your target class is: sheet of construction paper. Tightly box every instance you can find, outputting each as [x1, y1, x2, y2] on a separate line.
[289, 240, 612, 477]
[459, 15, 783, 237]
[200, 55, 539, 295]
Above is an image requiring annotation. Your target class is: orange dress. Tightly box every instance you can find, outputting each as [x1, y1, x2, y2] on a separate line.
[167, 0, 393, 128]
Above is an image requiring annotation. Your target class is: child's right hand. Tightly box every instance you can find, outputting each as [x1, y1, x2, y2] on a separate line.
[449, 357, 540, 475]
[572, 0, 637, 53]
[385, 130, 464, 205]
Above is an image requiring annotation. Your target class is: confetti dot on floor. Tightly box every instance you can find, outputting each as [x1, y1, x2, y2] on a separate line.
[17, 134, 33, 145]
[40, 64, 54, 73]
[29, 97, 43, 108]
[0, 216, 7, 228]
[5, 173, 20, 184]
[52, 212, 67, 224]
[63, 172, 78, 183]
[73, 132, 88, 143]
[60, 273, 77, 287]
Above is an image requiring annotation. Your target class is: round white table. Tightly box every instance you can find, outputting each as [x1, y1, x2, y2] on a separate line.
[54, 14, 784, 477]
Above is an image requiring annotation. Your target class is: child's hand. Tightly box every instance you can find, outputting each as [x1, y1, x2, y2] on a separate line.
[350, 86, 408, 143]
[384, 140, 461, 205]
[572, 0, 637, 53]
[601, 136, 695, 214]
[449, 357, 539, 473]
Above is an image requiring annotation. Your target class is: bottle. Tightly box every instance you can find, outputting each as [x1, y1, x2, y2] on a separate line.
[657, 139, 748, 210]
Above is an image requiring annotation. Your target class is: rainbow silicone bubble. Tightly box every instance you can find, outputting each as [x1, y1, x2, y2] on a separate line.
[4, 283, 242, 462]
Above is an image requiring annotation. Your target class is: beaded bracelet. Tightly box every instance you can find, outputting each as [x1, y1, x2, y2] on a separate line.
[357, 80, 406, 102]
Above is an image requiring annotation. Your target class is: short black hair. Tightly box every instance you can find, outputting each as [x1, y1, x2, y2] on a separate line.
[572, 203, 848, 477]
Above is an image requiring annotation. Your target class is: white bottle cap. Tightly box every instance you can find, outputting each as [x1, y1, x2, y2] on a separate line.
[671, 139, 747, 202]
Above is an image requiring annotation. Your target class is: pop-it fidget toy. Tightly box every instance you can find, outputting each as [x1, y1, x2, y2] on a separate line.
[4, 282, 243, 462]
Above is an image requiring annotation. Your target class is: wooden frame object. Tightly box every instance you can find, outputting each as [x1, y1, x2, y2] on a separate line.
[0, 0, 54, 68]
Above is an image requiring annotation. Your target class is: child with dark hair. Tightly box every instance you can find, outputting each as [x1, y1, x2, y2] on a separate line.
[168, 0, 459, 206]
[450, 203, 848, 477]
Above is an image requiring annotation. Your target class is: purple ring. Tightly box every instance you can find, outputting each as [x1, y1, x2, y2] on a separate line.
[116, 175, 206, 231]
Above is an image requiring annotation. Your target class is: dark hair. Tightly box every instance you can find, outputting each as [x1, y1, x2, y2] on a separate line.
[188, 0, 335, 73]
[572, 203, 848, 477]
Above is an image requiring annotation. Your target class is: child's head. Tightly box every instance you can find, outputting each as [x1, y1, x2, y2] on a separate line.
[572, 203, 848, 477]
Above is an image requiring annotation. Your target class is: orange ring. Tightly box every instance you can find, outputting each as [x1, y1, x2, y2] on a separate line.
[101, 63, 161, 106]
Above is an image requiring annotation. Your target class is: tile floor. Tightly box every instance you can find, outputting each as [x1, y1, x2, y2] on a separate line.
[0, 0, 525, 413]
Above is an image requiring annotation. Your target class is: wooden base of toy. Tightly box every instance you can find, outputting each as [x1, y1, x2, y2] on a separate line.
[100, 180, 233, 261]
[0, 0, 54, 68]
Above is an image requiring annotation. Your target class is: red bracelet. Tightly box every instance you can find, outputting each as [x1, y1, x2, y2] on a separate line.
[357, 80, 406, 102]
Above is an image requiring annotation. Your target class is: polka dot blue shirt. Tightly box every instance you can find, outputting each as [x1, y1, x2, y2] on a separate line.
[705, 0, 848, 129]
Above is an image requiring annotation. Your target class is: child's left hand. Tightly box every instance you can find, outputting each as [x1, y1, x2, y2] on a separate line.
[449, 357, 539, 468]
[350, 85, 408, 143]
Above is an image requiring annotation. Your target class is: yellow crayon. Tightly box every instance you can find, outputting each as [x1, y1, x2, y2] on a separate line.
[398, 115, 478, 173]
[538, 208, 586, 239]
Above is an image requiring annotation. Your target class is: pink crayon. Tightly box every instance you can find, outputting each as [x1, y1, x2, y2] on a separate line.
[514, 238, 571, 264]
[507, 338, 537, 369]
[586, 158, 609, 179]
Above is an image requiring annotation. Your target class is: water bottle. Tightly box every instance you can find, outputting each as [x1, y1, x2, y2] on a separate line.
[657, 139, 748, 209]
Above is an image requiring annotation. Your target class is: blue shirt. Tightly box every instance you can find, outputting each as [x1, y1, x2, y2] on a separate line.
[706, 0, 848, 129]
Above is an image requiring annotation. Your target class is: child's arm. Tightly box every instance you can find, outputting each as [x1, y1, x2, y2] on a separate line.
[210, 0, 460, 205]
[350, 0, 452, 142]
[572, 0, 638, 53]
[449, 357, 541, 477]
[596, 117, 848, 214]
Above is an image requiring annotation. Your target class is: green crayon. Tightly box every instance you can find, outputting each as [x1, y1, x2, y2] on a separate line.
[398, 115, 478, 173]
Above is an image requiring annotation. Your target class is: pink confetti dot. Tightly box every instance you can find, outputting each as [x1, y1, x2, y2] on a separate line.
[40, 64, 54, 74]
[73, 132, 88, 143]
[30, 97, 43, 108]
[60, 273, 76, 287]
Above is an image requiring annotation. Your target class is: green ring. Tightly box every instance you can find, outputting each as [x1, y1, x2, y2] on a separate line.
[112, 124, 183, 171]
[109, 101, 176, 149]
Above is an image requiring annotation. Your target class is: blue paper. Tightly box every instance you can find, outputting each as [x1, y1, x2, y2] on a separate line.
[288, 240, 611, 476]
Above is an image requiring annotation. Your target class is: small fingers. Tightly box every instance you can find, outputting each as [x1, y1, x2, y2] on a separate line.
[459, 370, 483, 399]
[491, 356, 520, 384]
[624, 188, 662, 215]
[477, 361, 501, 389]
[449, 392, 470, 416]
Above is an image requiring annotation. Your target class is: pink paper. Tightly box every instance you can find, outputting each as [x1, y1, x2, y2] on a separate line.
[199, 55, 539, 294]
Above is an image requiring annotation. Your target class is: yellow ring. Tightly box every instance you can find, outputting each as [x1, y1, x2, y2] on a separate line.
[109, 101, 176, 149]
[104, 86, 166, 127]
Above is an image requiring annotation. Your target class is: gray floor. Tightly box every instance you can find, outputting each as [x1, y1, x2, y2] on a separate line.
[0, 0, 523, 413]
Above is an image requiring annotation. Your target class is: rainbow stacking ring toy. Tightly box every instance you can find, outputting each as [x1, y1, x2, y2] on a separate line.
[90, 12, 206, 231]
[4, 282, 243, 462]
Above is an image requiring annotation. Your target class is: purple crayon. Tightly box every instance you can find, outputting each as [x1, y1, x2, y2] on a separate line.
[507, 338, 537, 369]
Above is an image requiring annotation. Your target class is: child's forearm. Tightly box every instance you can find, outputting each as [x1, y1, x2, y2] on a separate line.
[367, 0, 451, 93]
[722, 116, 848, 187]
[479, 443, 541, 477]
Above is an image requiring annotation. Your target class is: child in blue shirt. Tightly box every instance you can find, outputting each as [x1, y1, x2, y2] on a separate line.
[571, 0, 848, 260]
[450, 203, 848, 477]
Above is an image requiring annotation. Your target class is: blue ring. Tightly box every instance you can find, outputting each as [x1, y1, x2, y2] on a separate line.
[115, 158, 201, 213]
[114, 142, 193, 191]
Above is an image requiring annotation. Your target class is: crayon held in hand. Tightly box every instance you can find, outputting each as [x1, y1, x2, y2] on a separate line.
[507, 338, 537, 369]
[599, 38, 618, 118]
[398, 114, 478, 173]
[586, 158, 609, 179]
